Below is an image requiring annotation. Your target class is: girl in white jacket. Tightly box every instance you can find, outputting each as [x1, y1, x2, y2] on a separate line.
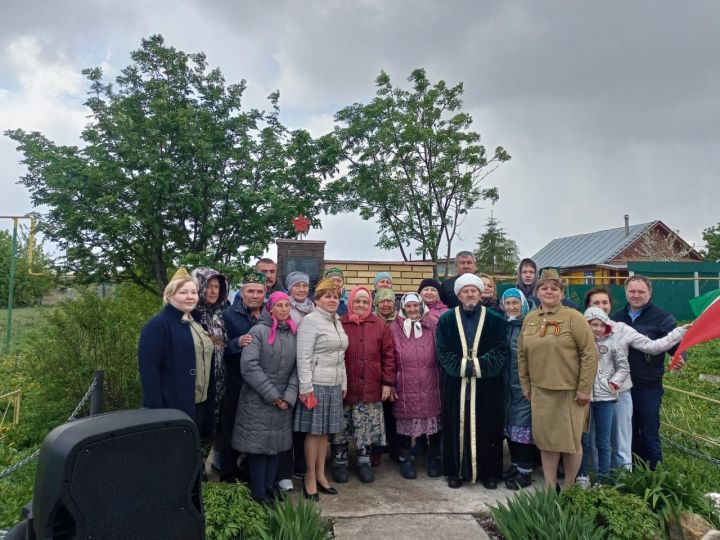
[577, 307, 630, 485]
[584, 287, 688, 471]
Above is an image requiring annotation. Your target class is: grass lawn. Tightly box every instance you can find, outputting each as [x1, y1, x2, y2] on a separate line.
[0, 307, 52, 355]
[660, 339, 720, 492]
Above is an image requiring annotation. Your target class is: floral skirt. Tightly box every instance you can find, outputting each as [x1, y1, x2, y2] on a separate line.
[504, 425, 534, 445]
[396, 416, 441, 438]
[330, 401, 386, 449]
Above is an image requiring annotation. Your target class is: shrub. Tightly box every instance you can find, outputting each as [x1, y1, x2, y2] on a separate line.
[490, 487, 606, 540]
[0, 445, 37, 530]
[260, 497, 332, 540]
[561, 485, 659, 540]
[202, 482, 269, 540]
[5, 285, 160, 448]
[614, 460, 720, 531]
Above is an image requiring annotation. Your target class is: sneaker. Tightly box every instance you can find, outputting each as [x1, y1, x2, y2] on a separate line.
[278, 478, 294, 491]
[575, 475, 591, 489]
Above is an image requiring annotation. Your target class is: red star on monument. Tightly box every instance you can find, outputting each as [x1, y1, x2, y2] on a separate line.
[293, 214, 311, 237]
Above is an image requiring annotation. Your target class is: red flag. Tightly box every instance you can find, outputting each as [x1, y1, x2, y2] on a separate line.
[669, 297, 720, 370]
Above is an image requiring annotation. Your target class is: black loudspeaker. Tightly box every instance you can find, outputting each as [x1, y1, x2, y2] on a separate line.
[28, 408, 204, 540]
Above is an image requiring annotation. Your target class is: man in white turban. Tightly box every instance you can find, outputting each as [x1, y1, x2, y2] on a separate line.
[436, 272, 510, 489]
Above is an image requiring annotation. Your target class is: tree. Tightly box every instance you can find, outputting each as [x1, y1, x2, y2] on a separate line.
[327, 69, 510, 275]
[6, 35, 337, 295]
[634, 229, 694, 261]
[701, 223, 720, 261]
[0, 227, 56, 307]
[474, 214, 520, 275]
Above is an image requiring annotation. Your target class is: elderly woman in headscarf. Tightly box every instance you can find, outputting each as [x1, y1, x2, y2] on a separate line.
[331, 286, 395, 484]
[278, 270, 314, 488]
[233, 291, 298, 504]
[417, 278, 448, 323]
[139, 268, 214, 437]
[390, 293, 442, 479]
[500, 288, 535, 490]
[518, 269, 597, 489]
[374, 288, 398, 323]
[286, 271, 314, 326]
[324, 267, 349, 316]
[191, 268, 230, 439]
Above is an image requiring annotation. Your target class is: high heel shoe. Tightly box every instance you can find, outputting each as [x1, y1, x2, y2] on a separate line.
[303, 485, 319, 501]
[316, 482, 338, 495]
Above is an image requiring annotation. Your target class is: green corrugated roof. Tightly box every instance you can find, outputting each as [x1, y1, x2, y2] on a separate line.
[532, 222, 655, 269]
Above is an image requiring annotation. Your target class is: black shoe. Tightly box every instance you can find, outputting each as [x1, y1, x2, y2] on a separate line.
[331, 463, 349, 484]
[448, 476, 463, 489]
[482, 477, 498, 490]
[302, 486, 319, 502]
[501, 464, 518, 480]
[357, 464, 375, 483]
[505, 472, 533, 490]
[427, 456, 441, 478]
[399, 458, 417, 480]
[317, 482, 338, 495]
[267, 484, 286, 502]
[253, 493, 273, 506]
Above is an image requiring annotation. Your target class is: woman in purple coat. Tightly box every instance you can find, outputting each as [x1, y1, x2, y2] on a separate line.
[390, 293, 442, 479]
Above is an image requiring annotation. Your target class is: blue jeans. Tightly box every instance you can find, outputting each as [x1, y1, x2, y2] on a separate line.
[611, 390, 633, 469]
[579, 401, 615, 481]
[631, 386, 664, 469]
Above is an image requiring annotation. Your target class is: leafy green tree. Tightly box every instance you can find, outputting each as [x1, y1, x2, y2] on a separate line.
[6, 35, 337, 295]
[327, 68, 509, 274]
[474, 214, 520, 275]
[0, 228, 55, 307]
[701, 223, 720, 261]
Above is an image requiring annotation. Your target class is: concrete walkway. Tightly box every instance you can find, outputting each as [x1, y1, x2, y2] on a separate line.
[304, 454, 542, 539]
[207, 451, 543, 539]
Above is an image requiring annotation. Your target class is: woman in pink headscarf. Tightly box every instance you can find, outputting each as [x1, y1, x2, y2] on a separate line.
[232, 292, 298, 504]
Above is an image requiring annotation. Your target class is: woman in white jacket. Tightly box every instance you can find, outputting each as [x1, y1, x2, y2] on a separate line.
[584, 287, 689, 470]
[294, 278, 349, 500]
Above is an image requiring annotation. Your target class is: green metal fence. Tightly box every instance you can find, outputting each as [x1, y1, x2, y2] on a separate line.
[494, 261, 720, 320]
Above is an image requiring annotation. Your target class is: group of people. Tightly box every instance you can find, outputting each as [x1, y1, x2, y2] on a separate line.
[138, 251, 688, 503]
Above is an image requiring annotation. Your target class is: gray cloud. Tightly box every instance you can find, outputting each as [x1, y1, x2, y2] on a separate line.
[1, 0, 718, 259]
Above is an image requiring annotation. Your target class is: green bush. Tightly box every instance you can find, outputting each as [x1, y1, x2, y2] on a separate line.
[4, 285, 160, 448]
[202, 482, 270, 540]
[0, 445, 37, 530]
[260, 496, 332, 540]
[614, 460, 720, 531]
[561, 485, 659, 540]
[490, 487, 606, 540]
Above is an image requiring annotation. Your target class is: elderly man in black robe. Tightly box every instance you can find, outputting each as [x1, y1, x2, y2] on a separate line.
[436, 273, 509, 489]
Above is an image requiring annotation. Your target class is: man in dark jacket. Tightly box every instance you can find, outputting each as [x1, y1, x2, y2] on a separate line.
[439, 251, 477, 309]
[611, 275, 683, 469]
[217, 271, 265, 482]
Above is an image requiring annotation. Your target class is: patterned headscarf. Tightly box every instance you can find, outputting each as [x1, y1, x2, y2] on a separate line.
[400, 292, 426, 338]
[191, 267, 230, 434]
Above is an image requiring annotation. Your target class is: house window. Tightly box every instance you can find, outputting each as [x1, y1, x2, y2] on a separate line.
[584, 271, 595, 285]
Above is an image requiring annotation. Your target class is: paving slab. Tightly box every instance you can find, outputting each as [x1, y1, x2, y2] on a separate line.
[332, 513, 489, 540]
[313, 454, 542, 519]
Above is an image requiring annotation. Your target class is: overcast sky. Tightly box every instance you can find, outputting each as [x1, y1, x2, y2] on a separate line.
[1, 0, 718, 263]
